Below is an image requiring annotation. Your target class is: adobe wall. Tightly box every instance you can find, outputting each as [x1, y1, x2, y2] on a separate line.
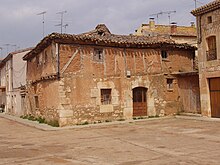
[25, 80, 60, 122]
[26, 44, 57, 82]
[56, 44, 194, 126]
[26, 42, 196, 126]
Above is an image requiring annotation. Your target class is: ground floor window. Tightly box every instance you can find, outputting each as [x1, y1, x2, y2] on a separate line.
[34, 96, 39, 108]
[101, 89, 111, 105]
[167, 78, 174, 91]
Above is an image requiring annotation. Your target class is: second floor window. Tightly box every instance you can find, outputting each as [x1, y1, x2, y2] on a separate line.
[161, 50, 168, 59]
[206, 36, 217, 61]
[93, 48, 104, 62]
[207, 16, 212, 24]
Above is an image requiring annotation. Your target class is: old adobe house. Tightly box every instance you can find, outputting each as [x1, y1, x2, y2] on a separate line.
[192, 0, 220, 117]
[23, 24, 200, 126]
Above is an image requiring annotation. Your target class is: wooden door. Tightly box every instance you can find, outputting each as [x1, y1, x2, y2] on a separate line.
[133, 87, 147, 117]
[209, 78, 220, 118]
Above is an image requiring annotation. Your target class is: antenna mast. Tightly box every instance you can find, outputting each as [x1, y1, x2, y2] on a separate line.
[56, 11, 67, 33]
[37, 11, 47, 37]
[161, 10, 176, 24]
[149, 12, 163, 24]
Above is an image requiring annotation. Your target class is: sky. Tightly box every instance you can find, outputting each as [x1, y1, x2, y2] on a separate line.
[0, 0, 213, 57]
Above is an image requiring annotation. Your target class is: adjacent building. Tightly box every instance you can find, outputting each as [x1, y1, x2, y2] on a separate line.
[191, 0, 220, 117]
[0, 48, 32, 116]
[134, 18, 197, 46]
[23, 24, 199, 126]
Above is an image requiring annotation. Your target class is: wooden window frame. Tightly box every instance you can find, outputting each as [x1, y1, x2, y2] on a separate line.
[167, 78, 174, 91]
[93, 48, 104, 62]
[101, 89, 111, 105]
[206, 36, 217, 61]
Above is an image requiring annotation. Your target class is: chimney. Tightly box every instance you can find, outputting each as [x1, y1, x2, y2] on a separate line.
[170, 22, 177, 34]
[149, 18, 155, 30]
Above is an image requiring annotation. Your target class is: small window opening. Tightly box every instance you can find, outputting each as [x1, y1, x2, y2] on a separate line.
[101, 89, 111, 105]
[207, 16, 212, 24]
[167, 79, 173, 90]
[94, 48, 104, 62]
[206, 36, 217, 61]
[161, 50, 168, 59]
[34, 96, 39, 108]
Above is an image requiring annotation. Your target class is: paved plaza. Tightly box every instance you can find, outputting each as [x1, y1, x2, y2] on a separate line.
[0, 116, 220, 165]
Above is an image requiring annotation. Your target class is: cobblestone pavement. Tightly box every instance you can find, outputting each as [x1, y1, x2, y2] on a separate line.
[1, 116, 220, 165]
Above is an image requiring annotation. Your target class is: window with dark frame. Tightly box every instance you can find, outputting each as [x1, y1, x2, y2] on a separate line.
[94, 48, 104, 62]
[101, 89, 111, 105]
[207, 16, 212, 24]
[167, 79, 173, 90]
[161, 50, 168, 59]
[34, 96, 39, 108]
[206, 36, 217, 61]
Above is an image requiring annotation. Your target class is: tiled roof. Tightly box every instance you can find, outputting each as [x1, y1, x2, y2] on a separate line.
[23, 24, 196, 60]
[191, 0, 220, 16]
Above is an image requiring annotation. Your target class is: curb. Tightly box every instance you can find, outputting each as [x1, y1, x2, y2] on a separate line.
[0, 113, 172, 131]
[175, 115, 220, 122]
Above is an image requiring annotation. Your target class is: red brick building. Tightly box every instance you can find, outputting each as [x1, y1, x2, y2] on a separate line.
[23, 24, 200, 126]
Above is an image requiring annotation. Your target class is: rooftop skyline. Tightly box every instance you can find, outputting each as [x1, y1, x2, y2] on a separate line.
[0, 0, 213, 57]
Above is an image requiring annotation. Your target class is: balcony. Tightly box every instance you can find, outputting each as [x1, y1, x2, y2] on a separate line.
[206, 49, 217, 61]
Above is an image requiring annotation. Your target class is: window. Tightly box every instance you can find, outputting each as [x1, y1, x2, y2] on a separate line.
[207, 16, 212, 24]
[34, 96, 39, 108]
[101, 89, 111, 105]
[206, 36, 217, 61]
[161, 50, 168, 59]
[94, 48, 104, 62]
[167, 79, 173, 90]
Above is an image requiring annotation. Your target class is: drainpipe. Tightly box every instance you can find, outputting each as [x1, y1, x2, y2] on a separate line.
[55, 43, 60, 79]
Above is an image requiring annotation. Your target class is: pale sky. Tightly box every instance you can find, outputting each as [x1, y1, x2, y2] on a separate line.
[0, 0, 213, 57]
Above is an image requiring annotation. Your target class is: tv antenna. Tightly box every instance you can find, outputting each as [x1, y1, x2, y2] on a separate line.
[149, 12, 163, 24]
[161, 10, 176, 24]
[56, 10, 67, 33]
[63, 24, 68, 33]
[37, 11, 47, 37]
[193, 0, 203, 9]
[150, 10, 176, 24]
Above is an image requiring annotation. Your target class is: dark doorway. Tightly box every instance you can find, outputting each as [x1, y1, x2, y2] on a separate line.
[133, 87, 147, 117]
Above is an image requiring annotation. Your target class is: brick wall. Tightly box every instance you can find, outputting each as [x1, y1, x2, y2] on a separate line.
[26, 42, 196, 126]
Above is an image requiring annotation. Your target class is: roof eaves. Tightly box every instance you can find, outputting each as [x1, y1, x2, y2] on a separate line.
[191, 0, 220, 16]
